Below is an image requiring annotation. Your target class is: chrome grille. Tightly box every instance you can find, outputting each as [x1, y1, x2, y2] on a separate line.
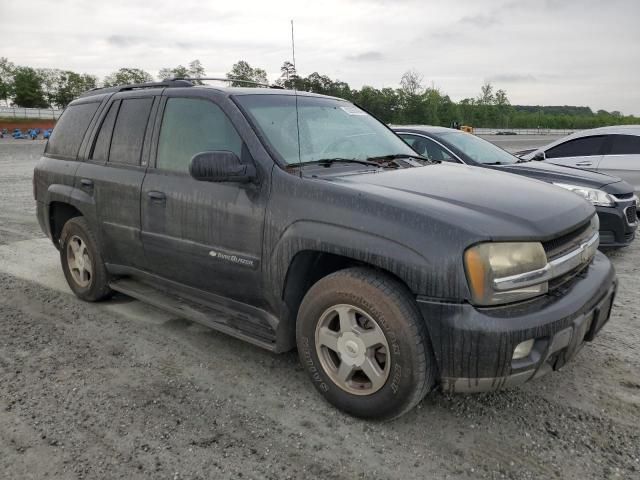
[625, 205, 638, 225]
[542, 220, 594, 260]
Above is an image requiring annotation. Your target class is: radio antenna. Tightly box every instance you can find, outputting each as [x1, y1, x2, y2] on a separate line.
[291, 19, 302, 173]
[291, 19, 297, 72]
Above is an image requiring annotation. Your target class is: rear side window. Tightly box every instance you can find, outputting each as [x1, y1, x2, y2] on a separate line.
[45, 102, 100, 159]
[545, 135, 606, 159]
[108, 97, 154, 165]
[156, 97, 242, 173]
[609, 134, 640, 155]
[91, 100, 120, 162]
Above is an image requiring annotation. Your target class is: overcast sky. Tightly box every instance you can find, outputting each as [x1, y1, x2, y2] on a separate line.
[2, 0, 639, 114]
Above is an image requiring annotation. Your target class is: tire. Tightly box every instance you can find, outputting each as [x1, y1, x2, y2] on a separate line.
[296, 267, 436, 420]
[59, 216, 112, 302]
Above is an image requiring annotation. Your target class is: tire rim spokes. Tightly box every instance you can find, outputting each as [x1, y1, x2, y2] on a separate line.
[67, 235, 92, 288]
[315, 304, 390, 395]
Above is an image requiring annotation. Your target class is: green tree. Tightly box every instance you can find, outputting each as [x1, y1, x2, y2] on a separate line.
[495, 89, 509, 106]
[399, 70, 424, 123]
[37, 68, 62, 108]
[12, 67, 48, 108]
[478, 82, 495, 105]
[103, 68, 153, 87]
[158, 61, 205, 84]
[280, 61, 296, 80]
[158, 65, 189, 80]
[54, 71, 97, 107]
[0, 57, 15, 106]
[188, 60, 206, 85]
[226, 60, 268, 87]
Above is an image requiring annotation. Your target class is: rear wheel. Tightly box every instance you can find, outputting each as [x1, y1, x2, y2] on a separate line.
[296, 267, 436, 420]
[60, 217, 112, 302]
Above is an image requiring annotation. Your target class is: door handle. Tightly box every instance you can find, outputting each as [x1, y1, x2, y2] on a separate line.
[575, 161, 593, 166]
[80, 178, 93, 188]
[147, 191, 166, 202]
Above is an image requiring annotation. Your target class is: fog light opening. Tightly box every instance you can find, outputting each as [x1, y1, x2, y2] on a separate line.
[513, 339, 535, 360]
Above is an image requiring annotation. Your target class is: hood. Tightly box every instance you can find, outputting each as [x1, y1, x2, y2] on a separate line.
[490, 161, 632, 194]
[329, 163, 594, 240]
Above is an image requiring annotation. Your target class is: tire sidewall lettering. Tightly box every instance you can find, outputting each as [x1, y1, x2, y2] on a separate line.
[300, 336, 329, 392]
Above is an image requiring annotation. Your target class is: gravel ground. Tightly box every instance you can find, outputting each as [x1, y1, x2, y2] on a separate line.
[1, 140, 639, 480]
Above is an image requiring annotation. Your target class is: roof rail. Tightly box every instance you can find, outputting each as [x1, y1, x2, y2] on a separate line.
[169, 76, 284, 89]
[118, 79, 194, 91]
[80, 79, 194, 98]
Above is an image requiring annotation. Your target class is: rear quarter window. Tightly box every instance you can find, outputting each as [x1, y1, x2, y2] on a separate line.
[609, 134, 640, 155]
[45, 102, 100, 159]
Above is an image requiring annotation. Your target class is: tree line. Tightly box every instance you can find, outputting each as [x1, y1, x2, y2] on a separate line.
[1, 56, 638, 129]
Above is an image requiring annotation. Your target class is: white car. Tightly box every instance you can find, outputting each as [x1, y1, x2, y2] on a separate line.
[522, 125, 640, 198]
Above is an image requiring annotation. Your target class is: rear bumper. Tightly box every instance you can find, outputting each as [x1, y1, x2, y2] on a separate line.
[597, 201, 637, 248]
[36, 200, 52, 240]
[417, 252, 616, 393]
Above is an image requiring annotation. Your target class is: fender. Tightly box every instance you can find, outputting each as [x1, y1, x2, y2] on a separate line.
[46, 183, 96, 217]
[45, 184, 100, 245]
[268, 220, 435, 298]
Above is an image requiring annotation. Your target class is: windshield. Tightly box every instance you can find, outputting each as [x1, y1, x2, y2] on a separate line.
[437, 132, 519, 165]
[235, 94, 416, 165]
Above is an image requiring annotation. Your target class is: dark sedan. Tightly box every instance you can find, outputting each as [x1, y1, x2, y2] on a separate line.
[393, 126, 638, 248]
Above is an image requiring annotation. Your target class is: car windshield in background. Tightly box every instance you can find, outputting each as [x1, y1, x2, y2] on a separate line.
[235, 95, 416, 165]
[438, 131, 519, 165]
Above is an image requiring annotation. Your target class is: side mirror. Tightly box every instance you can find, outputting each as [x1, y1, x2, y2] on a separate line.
[532, 151, 546, 161]
[189, 151, 256, 183]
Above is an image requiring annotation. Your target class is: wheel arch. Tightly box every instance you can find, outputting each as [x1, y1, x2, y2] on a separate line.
[272, 221, 433, 348]
[49, 201, 83, 248]
[45, 183, 97, 248]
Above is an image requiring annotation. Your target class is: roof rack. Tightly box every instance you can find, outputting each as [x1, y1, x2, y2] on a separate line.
[117, 79, 194, 91]
[80, 79, 194, 97]
[169, 76, 284, 89]
[80, 76, 285, 99]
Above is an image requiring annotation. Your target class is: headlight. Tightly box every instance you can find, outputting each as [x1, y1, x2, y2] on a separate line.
[553, 183, 615, 207]
[464, 242, 548, 306]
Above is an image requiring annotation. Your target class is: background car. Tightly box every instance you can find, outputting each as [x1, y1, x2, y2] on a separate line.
[519, 125, 640, 198]
[393, 125, 638, 248]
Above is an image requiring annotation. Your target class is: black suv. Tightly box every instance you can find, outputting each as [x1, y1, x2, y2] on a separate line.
[34, 80, 617, 419]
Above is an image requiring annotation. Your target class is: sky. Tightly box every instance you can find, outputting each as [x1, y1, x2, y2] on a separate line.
[1, 0, 639, 114]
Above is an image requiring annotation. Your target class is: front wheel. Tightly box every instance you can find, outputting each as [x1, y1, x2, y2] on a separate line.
[296, 268, 436, 420]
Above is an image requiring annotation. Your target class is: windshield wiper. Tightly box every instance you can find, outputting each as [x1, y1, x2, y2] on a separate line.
[483, 161, 505, 165]
[516, 158, 532, 163]
[299, 158, 381, 168]
[367, 153, 435, 164]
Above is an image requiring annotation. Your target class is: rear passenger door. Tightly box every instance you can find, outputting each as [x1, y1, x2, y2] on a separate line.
[598, 134, 640, 195]
[75, 94, 157, 269]
[140, 94, 267, 304]
[543, 135, 607, 170]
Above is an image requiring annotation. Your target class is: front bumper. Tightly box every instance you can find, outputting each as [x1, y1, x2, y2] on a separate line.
[597, 200, 637, 248]
[417, 252, 616, 393]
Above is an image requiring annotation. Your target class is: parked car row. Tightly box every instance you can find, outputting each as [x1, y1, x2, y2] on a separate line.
[393, 126, 638, 248]
[33, 79, 624, 419]
[518, 126, 640, 198]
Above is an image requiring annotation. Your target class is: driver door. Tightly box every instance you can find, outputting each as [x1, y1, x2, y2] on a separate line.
[140, 95, 268, 305]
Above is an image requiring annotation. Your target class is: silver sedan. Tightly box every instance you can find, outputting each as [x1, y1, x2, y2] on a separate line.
[521, 125, 640, 199]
